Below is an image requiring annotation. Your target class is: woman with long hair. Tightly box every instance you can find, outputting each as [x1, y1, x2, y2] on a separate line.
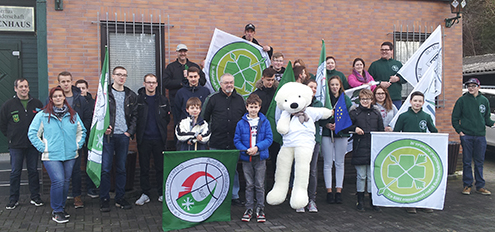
[326, 56, 350, 90]
[348, 58, 376, 92]
[28, 87, 86, 223]
[320, 76, 352, 204]
[372, 86, 398, 132]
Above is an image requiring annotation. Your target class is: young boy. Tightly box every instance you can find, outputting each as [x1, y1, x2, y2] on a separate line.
[175, 97, 210, 151]
[234, 94, 273, 223]
[394, 91, 437, 214]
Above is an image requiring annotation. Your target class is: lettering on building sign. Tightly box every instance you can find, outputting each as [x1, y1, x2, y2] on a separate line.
[0, 6, 34, 32]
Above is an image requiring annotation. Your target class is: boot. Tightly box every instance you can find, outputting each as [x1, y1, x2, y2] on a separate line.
[335, 192, 342, 204]
[356, 192, 365, 211]
[370, 194, 381, 212]
[326, 192, 335, 204]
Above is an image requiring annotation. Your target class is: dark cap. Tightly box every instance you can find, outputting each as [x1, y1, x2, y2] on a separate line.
[464, 78, 480, 86]
[245, 23, 255, 31]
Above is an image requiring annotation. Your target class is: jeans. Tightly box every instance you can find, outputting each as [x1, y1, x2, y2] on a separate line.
[137, 139, 164, 196]
[355, 165, 371, 193]
[210, 147, 240, 199]
[71, 146, 96, 197]
[321, 136, 347, 190]
[460, 135, 487, 189]
[43, 159, 76, 213]
[9, 147, 40, 202]
[392, 100, 402, 110]
[242, 157, 266, 209]
[101, 134, 129, 201]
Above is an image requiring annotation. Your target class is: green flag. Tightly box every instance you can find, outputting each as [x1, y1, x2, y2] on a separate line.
[266, 62, 295, 144]
[315, 40, 332, 110]
[86, 47, 110, 187]
[162, 150, 239, 232]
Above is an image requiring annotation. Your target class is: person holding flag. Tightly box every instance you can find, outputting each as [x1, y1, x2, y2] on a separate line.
[320, 76, 352, 204]
[348, 58, 376, 92]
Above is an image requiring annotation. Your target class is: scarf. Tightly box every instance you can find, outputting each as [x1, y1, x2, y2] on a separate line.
[352, 69, 371, 83]
[292, 107, 309, 123]
[53, 105, 68, 119]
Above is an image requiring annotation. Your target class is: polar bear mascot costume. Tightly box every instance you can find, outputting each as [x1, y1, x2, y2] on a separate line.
[266, 82, 333, 209]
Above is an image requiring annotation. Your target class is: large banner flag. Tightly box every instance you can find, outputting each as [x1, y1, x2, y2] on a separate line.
[344, 81, 380, 105]
[266, 62, 295, 144]
[371, 132, 448, 210]
[86, 47, 110, 187]
[390, 64, 438, 130]
[315, 40, 327, 106]
[397, 25, 442, 95]
[203, 28, 271, 97]
[162, 150, 238, 231]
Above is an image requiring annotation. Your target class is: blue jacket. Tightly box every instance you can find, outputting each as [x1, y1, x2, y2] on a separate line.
[234, 113, 273, 162]
[28, 110, 86, 161]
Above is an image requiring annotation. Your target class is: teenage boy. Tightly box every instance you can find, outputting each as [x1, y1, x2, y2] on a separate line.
[135, 73, 170, 205]
[394, 91, 437, 214]
[175, 97, 210, 151]
[234, 94, 273, 223]
[174, 66, 211, 123]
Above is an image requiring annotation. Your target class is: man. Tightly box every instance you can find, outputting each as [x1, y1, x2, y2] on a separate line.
[0, 79, 44, 210]
[452, 78, 494, 196]
[100, 66, 138, 212]
[294, 66, 309, 84]
[163, 44, 206, 125]
[368, 42, 406, 109]
[253, 68, 278, 115]
[135, 73, 170, 205]
[174, 66, 211, 122]
[242, 23, 273, 59]
[57, 72, 93, 208]
[270, 52, 285, 81]
[203, 73, 246, 205]
[75, 79, 95, 108]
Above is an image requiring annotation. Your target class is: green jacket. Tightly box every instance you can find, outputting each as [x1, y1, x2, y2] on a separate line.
[368, 58, 405, 101]
[312, 97, 324, 143]
[320, 94, 352, 137]
[326, 69, 350, 90]
[393, 107, 437, 133]
[452, 92, 494, 136]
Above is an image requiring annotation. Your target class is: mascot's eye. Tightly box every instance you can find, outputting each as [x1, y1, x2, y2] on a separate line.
[298, 95, 301, 98]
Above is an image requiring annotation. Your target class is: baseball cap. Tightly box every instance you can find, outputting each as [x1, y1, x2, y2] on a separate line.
[245, 23, 255, 31]
[464, 78, 480, 86]
[176, 44, 188, 51]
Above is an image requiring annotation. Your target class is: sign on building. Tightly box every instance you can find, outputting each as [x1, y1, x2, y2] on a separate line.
[0, 6, 35, 32]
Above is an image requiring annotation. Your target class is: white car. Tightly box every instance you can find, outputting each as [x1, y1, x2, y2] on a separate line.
[462, 88, 495, 147]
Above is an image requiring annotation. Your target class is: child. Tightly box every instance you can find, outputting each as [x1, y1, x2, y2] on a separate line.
[394, 91, 437, 214]
[175, 97, 210, 151]
[348, 89, 384, 212]
[234, 94, 273, 223]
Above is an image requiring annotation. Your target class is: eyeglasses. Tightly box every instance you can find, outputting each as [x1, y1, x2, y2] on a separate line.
[113, 73, 128, 77]
[380, 49, 391, 52]
[360, 98, 372, 101]
[221, 81, 234, 85]
[466, 84, 478, 88]
[145, 81, 157, 85]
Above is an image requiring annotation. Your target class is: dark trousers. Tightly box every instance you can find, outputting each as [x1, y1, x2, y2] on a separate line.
[137, 139, 164, 196]
[9, 147, 40, 202]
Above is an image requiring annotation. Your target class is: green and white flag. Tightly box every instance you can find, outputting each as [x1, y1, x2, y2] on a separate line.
[371, 132, 448, 210]
[315, 40, 329, 107]
[203, 28, 271, 98]
[86, 47, 110, 187]
[162, 150, 239, 232]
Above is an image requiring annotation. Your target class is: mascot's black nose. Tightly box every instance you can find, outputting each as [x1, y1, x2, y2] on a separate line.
[290, 103, 298, 109]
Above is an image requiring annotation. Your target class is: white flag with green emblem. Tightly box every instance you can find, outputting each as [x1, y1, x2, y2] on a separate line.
[315, 40, 327, 106]
[86, 47, 110, 187]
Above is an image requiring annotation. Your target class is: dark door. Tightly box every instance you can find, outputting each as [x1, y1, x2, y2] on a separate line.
[0, 41, 22, 153]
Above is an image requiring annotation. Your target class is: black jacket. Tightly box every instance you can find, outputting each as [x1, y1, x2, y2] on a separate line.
[348, 105, 384, 165]
[136, 88, 171, 148]
[252, 79, 278, 115]
[202, 89, 246, 149]
[173, 83, 211, 124]
[162, 58, 206, 98]
[108, 85, 138, 137]
[0, 95, 43, 149]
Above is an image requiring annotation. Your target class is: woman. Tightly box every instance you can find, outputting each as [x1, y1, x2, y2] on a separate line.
[373, 86, 398, 132]
[348, 89, 383, 212]
[348, 58, 376, 92]
[320, 76, 352, 204]
[28, 87, 86, 223]
[326, 56, 350, 90]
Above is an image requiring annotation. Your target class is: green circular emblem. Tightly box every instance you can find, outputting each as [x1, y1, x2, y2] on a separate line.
[209, 42, 267, 97]
[374, 139, 443, 203]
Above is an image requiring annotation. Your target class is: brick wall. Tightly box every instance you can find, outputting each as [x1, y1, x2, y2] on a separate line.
[45, 0, 462, 143]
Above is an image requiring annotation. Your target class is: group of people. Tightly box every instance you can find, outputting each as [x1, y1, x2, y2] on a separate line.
[0, 23, 492, 224]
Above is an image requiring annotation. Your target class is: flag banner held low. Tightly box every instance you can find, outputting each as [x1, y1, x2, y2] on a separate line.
[162, 150, 239, 232]
[371, 132, 448, 210]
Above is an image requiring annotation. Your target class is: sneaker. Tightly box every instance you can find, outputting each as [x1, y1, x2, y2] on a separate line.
[52, 212, 69, 223]
[334, 192, 342, 204]
[232, 198, 245, 206]
[476, 188, 491, 195]
[63, 210, 71, 218]
[74, 196, 84, 208]
[5, 201, 19, 210]
[406, 208, 417, 214]
[462, 186, 471, 195]
[115, 198, 132, 209]
[30, 198, 44, 207]
[295, 207, 305, 213]
[100, 198, 110, 212]
[256, 207, 266, 223]
[307, 200, 318, 213]
[87, 189, 99, 199]
[135, 194, 151, 206]
[241, 208, 253, 222]
[326, 192, 335, 204]
[158, 195, 163, 202]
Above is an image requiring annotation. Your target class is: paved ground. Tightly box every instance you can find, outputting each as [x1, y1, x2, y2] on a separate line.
[1, 154, 495, 232]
